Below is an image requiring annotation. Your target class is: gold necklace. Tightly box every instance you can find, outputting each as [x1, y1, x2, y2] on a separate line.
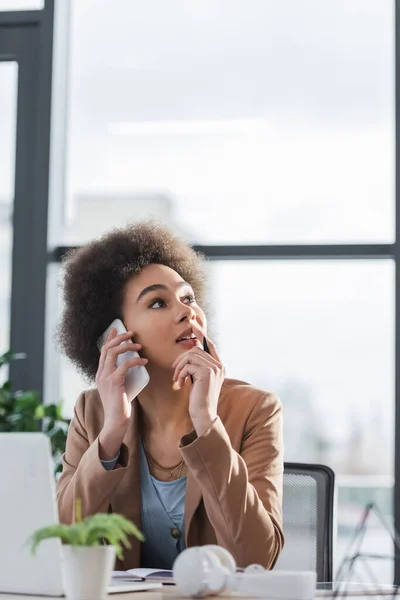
[142, 438, 185, 479]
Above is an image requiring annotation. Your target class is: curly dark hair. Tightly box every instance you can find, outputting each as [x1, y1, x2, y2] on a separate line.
[57, 221, 208, 382]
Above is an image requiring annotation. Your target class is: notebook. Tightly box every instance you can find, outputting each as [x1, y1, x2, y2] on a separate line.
[112, 568, 175, 585]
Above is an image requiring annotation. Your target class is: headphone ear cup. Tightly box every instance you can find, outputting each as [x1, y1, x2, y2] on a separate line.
[201, 548, 230, 594]
[203, 545, 236, 574]
[174, 547, 209, 597]
[173, 546, 233, 597]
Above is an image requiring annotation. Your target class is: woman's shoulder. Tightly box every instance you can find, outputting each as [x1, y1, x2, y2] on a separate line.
[71, 386, 104, 431]
[219, 377, 281, 418]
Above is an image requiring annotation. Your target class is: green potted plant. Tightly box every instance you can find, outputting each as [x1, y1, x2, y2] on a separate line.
[27, 498, 144, 600]
[0, 350, 70, 474]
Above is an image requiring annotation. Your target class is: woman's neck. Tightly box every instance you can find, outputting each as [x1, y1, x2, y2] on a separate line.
[137, 369, 193, 436]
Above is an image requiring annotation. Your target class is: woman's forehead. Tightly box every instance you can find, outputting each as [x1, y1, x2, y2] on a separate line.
[124, 264, 188, 298]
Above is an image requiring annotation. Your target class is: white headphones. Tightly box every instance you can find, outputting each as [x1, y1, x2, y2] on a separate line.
[173, 545, 317, 600]
[173, 545, 237, 597]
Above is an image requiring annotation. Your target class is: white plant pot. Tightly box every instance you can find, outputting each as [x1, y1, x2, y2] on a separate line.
[62, 545, 116, 600]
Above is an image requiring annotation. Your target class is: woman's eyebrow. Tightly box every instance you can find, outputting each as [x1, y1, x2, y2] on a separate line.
[136, 281, 190, 302]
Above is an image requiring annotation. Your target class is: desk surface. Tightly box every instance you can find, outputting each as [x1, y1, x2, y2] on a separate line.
[1, 582, 399, 600]
[0, 590, 174, 600]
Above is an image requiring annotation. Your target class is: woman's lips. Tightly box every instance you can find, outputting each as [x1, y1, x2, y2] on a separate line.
[176, 338, 200, 349]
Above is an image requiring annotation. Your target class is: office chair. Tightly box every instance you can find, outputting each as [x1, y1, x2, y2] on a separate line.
[274, 463, 335, 582]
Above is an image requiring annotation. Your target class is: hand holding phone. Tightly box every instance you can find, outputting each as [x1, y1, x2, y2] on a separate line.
[97, 319, 150, 405]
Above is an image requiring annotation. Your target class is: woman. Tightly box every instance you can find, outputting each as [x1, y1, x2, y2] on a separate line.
[56, 221, 284, 571]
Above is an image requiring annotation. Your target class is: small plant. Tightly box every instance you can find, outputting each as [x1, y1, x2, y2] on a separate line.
[27, 499, 144, 560]
[0, 350, 70, 473]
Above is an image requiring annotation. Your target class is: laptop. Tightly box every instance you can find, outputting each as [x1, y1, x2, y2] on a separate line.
[0, 433, 162, 596]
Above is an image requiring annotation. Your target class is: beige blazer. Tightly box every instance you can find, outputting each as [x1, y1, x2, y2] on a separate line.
[56, 378, 284, 570]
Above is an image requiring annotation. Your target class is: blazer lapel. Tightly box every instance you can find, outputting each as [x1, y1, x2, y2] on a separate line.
[184, 461, 203, 546]
[183, 383, 230, 546]
[111, 400, 141, 569]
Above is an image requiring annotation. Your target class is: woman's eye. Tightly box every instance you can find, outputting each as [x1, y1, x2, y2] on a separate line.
[149, 298, 166, 309]
[149, 294, 195, 308]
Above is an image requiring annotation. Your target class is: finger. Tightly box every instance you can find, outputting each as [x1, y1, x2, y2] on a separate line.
[173, 354, 217, 386]
[114, 356, 148, 379]
[172, 352, 196, 381]
[103, 329, 134, 351]
[190, 321, 207, 349]
[173, 349, 215, 381]
[203, 337, 221, 362]
[98, 327, 118, 374]
[175, 363, 197, 390]
[172, 376, 190, 391]
[100, 330, 135, 373]
[104, 341, 142, 374]
[172, 347, 203, 369]
[188, 322, 220, 362]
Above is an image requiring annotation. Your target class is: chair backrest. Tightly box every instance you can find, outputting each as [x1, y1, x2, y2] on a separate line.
[274, 463, 335, 582]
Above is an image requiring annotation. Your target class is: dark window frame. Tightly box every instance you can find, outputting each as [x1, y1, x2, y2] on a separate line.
[0, 1, 54, 395]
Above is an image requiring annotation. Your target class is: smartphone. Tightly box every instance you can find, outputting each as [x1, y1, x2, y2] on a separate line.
[97, 318, 150, 402]
[203, 336, 210, 355]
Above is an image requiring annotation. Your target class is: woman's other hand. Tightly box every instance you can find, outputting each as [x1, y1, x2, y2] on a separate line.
[172, 336, 225, 436]
[96, 327, 148, 459]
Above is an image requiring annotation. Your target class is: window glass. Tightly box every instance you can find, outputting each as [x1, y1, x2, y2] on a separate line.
[61, 0, 394, 245]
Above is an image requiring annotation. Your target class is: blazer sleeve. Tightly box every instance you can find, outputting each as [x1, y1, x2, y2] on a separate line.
[56, 392, 130, 524]
[179, 393, 284, 569]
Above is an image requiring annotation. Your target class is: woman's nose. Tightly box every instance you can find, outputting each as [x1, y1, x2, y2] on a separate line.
[177, 303, 195, 323]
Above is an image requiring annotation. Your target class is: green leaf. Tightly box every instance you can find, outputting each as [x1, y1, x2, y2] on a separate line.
[27, 501, 144, 561]
[15, 391, 40, 408]
[0, 350, 13, 368]
[34, 404, 45, 419]
[42, 404, 59, 420]
[55, 403, 64, 421]
[27, 524, 72, 554]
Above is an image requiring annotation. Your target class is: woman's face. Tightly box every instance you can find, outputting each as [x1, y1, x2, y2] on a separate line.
[121, 264, 207, 370]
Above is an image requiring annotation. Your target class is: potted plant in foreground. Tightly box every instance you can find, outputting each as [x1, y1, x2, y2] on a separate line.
[27, 499, 144, 600]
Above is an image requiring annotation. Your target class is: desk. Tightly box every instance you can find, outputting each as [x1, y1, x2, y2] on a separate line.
[0, 591, 174, 600]
[1, 583, 399, 600]
[316, 583, 400, 597]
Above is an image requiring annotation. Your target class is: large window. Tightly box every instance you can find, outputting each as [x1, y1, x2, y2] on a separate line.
[210, 260, 394, 475]
[62, 0, 394, 245]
